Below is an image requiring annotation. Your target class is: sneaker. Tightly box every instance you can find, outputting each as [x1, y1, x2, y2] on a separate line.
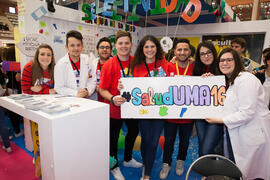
[123, 158, 143, 168]
[111, 167, 125, 180]
[14, 130, 24, 138]
[2, 146, 12, 153]
[160, 163, 171, 179]
[176, 160, 185, 176]
[140, 177, 150, 180]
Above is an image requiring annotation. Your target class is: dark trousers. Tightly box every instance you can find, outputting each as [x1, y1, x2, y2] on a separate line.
[7, 110, 22, 134]
[139, 119, 164, 176]
[195, 119, 224, 156]
[163, 122, 193, 165]
[0, 108, 10, 148]
[110, 118, 139, 169]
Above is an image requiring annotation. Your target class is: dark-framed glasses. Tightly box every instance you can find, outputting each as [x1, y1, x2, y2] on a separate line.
[220, 58, 234, 63]
[99, 46, 111, 50]
[200, 50, 212, 57]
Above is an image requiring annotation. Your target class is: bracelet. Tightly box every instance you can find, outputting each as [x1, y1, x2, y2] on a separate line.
[110, 95, 115, 105]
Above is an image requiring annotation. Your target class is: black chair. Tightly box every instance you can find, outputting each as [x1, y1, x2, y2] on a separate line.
[185, 154, 244, 180]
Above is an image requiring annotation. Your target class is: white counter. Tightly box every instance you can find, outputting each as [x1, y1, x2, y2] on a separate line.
[0, 95, 109, 180]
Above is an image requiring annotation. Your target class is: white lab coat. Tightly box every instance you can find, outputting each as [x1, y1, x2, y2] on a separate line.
[54, 53, 96, 98]
[223, 72, 270, 180]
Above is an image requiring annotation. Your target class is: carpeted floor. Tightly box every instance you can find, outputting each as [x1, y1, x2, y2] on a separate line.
[0, 141, 38, 180]
[1, 120, 201, 180]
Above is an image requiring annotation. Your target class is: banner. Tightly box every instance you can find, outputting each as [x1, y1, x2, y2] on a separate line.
[121, 76, 226, 119]
[202, 34, 265, 64]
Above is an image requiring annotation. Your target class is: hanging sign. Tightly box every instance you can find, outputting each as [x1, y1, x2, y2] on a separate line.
[82, 0, 202, 24]
[121, 76, 226, 119]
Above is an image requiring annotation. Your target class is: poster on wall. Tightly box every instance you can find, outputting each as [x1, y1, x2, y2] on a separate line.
[121, 76, 226, 119]
[202, 34, 265, 64]
[16, 34, 46, 57]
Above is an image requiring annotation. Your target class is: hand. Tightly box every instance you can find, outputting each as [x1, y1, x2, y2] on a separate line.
[205, 117, 224, 124]
[201, 72, 214, 77]
[170, 56, 177, 64]
[76, 89, 88, 98]
[15, 73, 21, 82]
[188, 57, 195, 64]
[112, 95, 126, 106]
[117, 79, 124, 91]
[49, 88, 56, 94]
[31, 85, 42, 92]
[96, 85, 100, 92]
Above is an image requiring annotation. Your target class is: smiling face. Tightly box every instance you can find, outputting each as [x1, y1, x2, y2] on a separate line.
[66, 37, 83, 60]
[97, 41, 112, 61]
[38, 48, 52, 70]
[143, 40, 157, 62]
[200, 46, 214, 66]
[115, 36, 132, 58]
[219, 52, 235, 78]
[174, 42, 190, 62]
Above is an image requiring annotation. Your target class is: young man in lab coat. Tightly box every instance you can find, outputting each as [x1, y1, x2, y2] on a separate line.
[54, 30, 96, 98]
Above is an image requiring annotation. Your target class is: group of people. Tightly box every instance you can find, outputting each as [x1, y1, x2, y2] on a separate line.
[0, 29, 270, 180]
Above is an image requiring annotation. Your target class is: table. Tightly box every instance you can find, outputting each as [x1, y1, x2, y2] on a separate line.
[0, 95, 109, 180]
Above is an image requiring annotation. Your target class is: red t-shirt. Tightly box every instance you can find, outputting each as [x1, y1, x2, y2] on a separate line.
[69, 54, 80, 71]
[21, 61, 54, 94]
[133, 58, 169, 77]
[166, 62, 194, 124]
[96, 62, 105, 102]
[99, 55, 133, 119]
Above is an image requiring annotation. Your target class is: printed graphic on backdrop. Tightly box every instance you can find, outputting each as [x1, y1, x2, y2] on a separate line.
[121, 76, 226, 119]
[202, 34, 265, 64]
[16, 34, 46, 57]
[82, 35, 96, 55]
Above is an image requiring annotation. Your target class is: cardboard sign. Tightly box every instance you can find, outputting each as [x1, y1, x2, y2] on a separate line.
[121, 76, 226, 119]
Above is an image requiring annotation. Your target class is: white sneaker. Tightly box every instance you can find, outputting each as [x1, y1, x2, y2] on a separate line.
[160, 163, 171, 179]
[123, 158, 143, 168]
[2, 146, 12, 153]
[111, 167, 125, 180]
[176, 160, 185, 176]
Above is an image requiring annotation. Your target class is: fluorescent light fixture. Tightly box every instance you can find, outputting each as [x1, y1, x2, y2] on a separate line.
[9, 7, 16, 14]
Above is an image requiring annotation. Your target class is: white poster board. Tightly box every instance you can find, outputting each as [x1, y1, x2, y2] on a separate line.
[121, 76, 226, 119]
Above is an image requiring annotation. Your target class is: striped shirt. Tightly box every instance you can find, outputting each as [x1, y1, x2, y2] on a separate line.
[21, 61, 53, 94]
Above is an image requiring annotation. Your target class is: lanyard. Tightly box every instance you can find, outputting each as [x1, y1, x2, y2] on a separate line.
[98, 61, 102, 71]
[69, 54, 80, 75]
[144, 59, 157, 77]
[117, 55, 130, 77]
[176, 61, 190, 76]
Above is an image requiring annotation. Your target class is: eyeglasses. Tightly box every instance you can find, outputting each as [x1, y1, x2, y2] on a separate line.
[220, 58, 234, 63]
[200, 51, 212, 57]
[99, 46, 111, 50]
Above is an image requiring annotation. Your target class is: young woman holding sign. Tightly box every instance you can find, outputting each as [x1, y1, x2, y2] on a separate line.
[205, 48, 270, 180]
[192, 41, 224, 157]
[131, 35, 168, 180]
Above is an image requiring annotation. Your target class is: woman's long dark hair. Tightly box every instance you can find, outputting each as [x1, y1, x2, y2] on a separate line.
[32, 44, 55, 85]
[193, 41, 220, 76]
[131, 35, 164, 73]
[218, 48, 245, 86]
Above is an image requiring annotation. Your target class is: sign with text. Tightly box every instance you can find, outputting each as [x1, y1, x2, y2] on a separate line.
[121, 76, 226, 119]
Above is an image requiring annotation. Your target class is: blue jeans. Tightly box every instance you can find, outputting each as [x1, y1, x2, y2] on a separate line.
[0, 108, 10, 148]
[195, 119, 223, 156]
[225, 127, 235, 162]
[163, 122, 194, 165]
[139, 119, 164, 176]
